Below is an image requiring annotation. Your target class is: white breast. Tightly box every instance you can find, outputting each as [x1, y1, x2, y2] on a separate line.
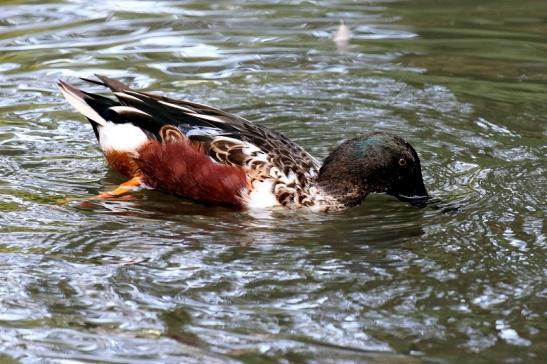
[246, 180, 280, 209]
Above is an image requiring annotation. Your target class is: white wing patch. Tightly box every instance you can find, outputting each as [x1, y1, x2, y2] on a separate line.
[158, 100, 194, 113]
[113, 92, 143, 104]
[187, 112, 225, 124]
[109, 106, 152, 118]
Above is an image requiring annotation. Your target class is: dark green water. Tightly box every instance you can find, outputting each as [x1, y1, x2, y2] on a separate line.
[0, 0, 545, 363]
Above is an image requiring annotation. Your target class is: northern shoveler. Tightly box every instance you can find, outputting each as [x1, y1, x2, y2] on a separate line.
[58, 75, 429, 211]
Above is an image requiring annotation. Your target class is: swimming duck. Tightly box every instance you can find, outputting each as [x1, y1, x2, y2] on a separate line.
[58, 75, 428, 211]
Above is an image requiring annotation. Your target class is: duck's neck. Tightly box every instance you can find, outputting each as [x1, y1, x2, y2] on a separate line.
[316, 170, 369, 208]
[315, 144, 392, 208]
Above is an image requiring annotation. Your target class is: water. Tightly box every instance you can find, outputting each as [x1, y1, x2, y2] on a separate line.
[0, 0, 545, 363]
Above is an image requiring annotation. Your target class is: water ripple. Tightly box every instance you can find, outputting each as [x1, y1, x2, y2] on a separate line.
[0, 0, 545, 363]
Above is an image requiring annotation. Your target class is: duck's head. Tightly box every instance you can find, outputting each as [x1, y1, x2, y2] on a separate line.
[317, 132, 429, 207]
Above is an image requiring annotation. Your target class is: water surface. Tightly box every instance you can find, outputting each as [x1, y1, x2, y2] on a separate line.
[0, 0, 545, 363]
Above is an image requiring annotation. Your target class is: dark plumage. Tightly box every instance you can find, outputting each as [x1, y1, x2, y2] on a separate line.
[318, 132, 428, 208]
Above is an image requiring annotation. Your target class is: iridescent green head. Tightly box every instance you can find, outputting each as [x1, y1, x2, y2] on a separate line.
[317, 132, 429, 207]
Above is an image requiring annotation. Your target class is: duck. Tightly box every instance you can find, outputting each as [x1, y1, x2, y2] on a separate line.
[58, 75, 429, 211]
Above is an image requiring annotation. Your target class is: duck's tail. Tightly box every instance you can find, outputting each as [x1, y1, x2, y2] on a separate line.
[58, 76, 153, 156]
[58, 79, 118, 140]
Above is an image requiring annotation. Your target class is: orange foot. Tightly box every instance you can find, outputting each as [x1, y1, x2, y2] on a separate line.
[93, 176, 143, 199]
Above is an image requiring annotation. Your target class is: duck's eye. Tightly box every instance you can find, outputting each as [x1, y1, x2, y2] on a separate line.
[398, 158, 407, 167]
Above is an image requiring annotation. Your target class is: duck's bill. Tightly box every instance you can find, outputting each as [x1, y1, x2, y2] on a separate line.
[395, 193, 431, 207]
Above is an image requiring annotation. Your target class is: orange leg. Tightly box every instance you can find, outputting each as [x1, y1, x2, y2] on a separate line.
[93, 176, 143, 200]
[58, 177, 144, 205]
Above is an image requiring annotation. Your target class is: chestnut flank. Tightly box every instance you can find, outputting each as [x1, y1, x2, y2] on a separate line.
[137, 140, 248, 208]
